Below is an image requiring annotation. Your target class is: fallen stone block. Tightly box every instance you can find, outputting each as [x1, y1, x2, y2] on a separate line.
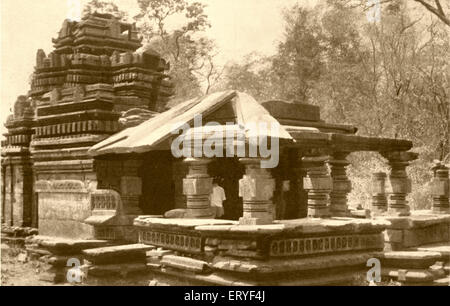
[379, 251, 442, 269]
[83, 243, 155, 264]
[161, 255, 211, 274]
[35, 236, 112, 255]
[83, 262, 147, 277]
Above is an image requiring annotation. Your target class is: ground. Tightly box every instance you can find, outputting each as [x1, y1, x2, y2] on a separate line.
[1, 242, 399, 286]
[1, 243, 66, 286]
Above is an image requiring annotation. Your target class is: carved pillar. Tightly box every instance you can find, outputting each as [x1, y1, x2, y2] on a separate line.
[238, 158, 275, 225]
[328, 153, 351, 217]
[371, 172, 388, 215]
[431, 162, 449, 214]
[120, 159, 143, 215]
[302, 155, 332, 218]
[382, 151, 418, 216]
[183, 158, 213, 218]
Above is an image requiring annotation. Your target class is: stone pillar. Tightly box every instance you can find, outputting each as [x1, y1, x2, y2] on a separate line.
[430, 162, 449, 214]
[238, 158, 275, 225]
[302, 155, 332, 218]
[183, 158, 213, 218]
[120, 159, 143, 215]
[382, 151, 418, 216]
[371, 172, 388, 215]
[328, 153, 351, 217]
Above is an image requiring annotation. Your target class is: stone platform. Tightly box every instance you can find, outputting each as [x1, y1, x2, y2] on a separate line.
[131, 217, 389, 285]
[377, 210, 450, 251]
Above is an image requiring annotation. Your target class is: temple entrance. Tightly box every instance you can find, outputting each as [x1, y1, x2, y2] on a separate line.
[140, 151, 175, 215]
[209, 158, 244, 220]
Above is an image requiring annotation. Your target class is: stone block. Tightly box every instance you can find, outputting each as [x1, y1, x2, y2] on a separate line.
[384, 229, 403, 243]
[82, 243, 154, 264]
[380, 251, 442, 269]
[303, 177, 333, 191]
[386, 177, 411, 194]
[239, 176, 275, 201]
[161, 255, 211, 274]
[403, 224, 449, 247]
[431, 178, 449, 197]
[183, 177, 212, 195]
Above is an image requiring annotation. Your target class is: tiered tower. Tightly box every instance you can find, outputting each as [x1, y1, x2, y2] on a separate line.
[2, 12, 174, 238]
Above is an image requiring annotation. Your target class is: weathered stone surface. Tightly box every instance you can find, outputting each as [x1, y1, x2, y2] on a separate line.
[161, 255, 211, 273]
[384, 229, 403, 243]
[82, 243, 154, 264]
[212, 252, 380, 274]
[164, 209, 187, 219]
[380, 251, 443, 269]
[31, 236, 111, 255]
[381, 267, 437, 283]
[415, 243, 450, 257]
[83, 262, 147, 277]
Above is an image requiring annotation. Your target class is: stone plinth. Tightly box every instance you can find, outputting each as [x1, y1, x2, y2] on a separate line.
[238, 158, 275, 225]
[134, 216, 388, 285]
[378, 211, 450, 251]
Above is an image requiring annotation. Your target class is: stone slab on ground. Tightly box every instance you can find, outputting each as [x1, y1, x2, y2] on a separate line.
[31, 236, 112, 255]
[433, 277, 450, 286]
[379, 251, 443, 269]
[82, 243, 155, 264]
[161, 255, 211, 274]
[381, 267, 442, 283]
[82, 262, 147, 277]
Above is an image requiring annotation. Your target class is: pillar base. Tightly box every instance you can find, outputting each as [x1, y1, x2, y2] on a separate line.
[388, 206, 410, 217]
[239, 216, 273, 225]
[307, 207, 330, 218]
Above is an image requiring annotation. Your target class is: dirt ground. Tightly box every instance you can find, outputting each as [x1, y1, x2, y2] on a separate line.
[1, 243, 66, 286]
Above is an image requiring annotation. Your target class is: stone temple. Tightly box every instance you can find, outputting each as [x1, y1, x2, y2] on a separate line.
[1, 12, 449, 286]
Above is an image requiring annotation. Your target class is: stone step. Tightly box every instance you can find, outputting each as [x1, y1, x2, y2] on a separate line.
[82, 243, 155, 264]
[81, 262, 147, 277]
[31, 236, 112, 255]
[379, 251, 443, 269]
[381, 267, 438, 284]
[433, 276, 450, 286]
[413, 242, 450, 258]
[161, 255, 211, 274]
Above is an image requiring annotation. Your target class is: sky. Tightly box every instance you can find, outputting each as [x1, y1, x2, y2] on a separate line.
[0, 0, 317, 134]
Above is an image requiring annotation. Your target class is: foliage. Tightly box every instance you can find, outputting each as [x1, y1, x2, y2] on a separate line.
[217, 0, 449, 209]
[135, 0, 220, 101]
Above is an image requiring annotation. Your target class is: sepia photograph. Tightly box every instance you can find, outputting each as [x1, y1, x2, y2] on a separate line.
[0, 0, 449, 291]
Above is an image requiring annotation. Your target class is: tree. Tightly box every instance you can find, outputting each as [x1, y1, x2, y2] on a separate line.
[83, 0, 128, 20]
[135, 0, 220, 101]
